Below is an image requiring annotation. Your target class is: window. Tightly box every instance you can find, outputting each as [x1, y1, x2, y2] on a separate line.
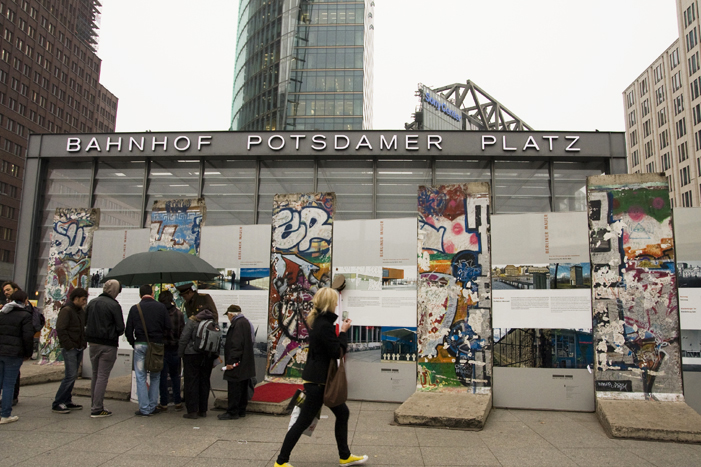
[682, 190, 693, 207]
[629, 129, 638, 147]
[687, 27, 699, 52]
[672, 48, 681, 69]
[646, 161, 656, 173]
[662, 152, 672, 171]
[627, 90, 635, 109]
[656, 85, 666, 104]
[642, 99, 650, 117]
[660, 129, 669, 149]
[675, 94, 685, 115]
[644, 140, 654, 159]
[680, 141, 690, 163]
[640, 78, 648, 97]
[695, 103, 701, 126]
[685, 3, 697, 29]
[628, 110, 636, 127]
[631, 149, 640, 167]
[690, 51, 701, 76]
[643, 119, 652, 138]
[677, 118, 688, 138]
[673, 71, 683, 91]
[654, 63, 664, 83]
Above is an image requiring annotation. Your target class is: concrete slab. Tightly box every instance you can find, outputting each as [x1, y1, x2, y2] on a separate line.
[394, 392, 492, 430]
[597, 398, 701, 442]
[18, 360, 65, 385]
[73, 375, 132, 401]
[212, 389, 293, 415]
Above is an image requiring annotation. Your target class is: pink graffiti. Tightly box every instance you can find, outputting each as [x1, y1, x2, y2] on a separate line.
[452, 222, 463, 235]
[652, 197, 665, 209]
[444, 241, 455, 254]
[470, 233, 479, 246]
[628, 205, 645, 222]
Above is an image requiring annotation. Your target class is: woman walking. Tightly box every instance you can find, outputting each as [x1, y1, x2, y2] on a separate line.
[274, 287, 367, 467]
[0, 290, 34, 424]
[178, 307, 218, 419]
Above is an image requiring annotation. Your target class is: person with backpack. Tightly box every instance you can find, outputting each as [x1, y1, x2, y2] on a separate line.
[156, 290, 185, 412]
[0, 289, 33, 424]
[177, 307, 220, 419]
[1, 282, 43, 406]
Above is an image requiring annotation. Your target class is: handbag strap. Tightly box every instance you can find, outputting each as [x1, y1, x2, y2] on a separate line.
[136, 303, 151, 345]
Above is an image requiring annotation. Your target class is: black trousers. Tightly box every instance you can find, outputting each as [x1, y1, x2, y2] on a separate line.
[277, 382, 350, 465]
[13, 369, 19, 399]
[226, 379, 249, 415]
[182, 354, 214, 414]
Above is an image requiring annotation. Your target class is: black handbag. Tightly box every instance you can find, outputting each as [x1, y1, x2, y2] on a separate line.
[137, 304, 164, 372]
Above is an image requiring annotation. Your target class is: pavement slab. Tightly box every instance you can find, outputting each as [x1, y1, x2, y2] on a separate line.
[395, 392, 492, 430]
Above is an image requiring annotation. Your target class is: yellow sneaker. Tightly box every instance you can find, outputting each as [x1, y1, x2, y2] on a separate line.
[340, 454, 368, 465]
[274, 463, 294, 467]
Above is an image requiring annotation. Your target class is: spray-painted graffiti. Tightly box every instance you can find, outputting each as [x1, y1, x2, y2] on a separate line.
[417, 184, 492, 393]
[41, 208, 99, 364]
[266, 193, 335, 382]
[588, 174, 682, 401]
[149, 198, 206, 255]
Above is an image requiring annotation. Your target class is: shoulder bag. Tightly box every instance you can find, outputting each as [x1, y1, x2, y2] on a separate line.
[323, 351, 347, 408]
[137, 304, 164, 373]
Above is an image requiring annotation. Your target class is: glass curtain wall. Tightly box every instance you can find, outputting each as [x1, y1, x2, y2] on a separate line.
[285, 0, 365, 130]
[202, 160, 258, 225]
[257, 160, 315, 224]
[145, 160, 199, 225]
[93, 160, 144, 229]
[317, 159, 373, 219]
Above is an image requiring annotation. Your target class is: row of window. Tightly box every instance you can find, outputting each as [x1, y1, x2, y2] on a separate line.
[0, 226, 11, 241]
[0, 181, 18, 199]
[0, 203, 16, 220]
[0, 160, 20, 178]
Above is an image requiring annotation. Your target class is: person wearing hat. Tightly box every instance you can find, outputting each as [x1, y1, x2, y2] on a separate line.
[84, 279, 125, 418]
[218, 304, 255, 420]
[175, 283, 218, 321]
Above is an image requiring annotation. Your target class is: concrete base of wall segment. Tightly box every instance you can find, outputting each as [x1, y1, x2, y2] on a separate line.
[393, 392, 492, 430]
[597, 398, 701, 442]
[73, 375, 133, 401]
[18, 360, 66, 386]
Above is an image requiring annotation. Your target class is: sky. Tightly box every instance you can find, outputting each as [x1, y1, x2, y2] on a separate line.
[97, 0, 679, 133]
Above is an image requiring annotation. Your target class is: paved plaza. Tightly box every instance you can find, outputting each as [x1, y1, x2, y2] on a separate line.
[1, 381, 701, 466]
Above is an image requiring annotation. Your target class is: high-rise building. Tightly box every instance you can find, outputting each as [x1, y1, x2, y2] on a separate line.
[230, 0, 374, 131]
[623, 0, 701, 208]
[0, 0, 117, 280]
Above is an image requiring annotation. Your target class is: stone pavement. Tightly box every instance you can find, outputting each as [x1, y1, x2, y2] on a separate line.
[3, 381, 701, 467]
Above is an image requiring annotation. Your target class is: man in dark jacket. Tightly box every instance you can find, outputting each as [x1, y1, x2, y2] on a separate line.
[176, 283, 218, 321]
[156, 290, 185, 412]
[125, 284, 171, 416]
[218, 304, 255, 420]
[52, 287, 88, 414]
[84, 279, 124, 418]
[0, 289, 33, 424]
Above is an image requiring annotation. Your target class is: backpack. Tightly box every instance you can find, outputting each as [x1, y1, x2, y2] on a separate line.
[28, 303, 45, 333]
[194, 318, 221, 354]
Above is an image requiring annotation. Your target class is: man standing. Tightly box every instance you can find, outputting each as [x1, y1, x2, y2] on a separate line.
[218, 304, 255, 420]
[176, 283, 218, 320]
[52, 288, 88, 414]
[84, 279, 124, 418]
[125, 284, 171, 416]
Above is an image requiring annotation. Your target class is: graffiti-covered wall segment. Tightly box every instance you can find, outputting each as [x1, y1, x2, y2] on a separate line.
[266, 193, 335, 382]
[417, 183, 492, 393]
[42, 208, 100, 363]
[149, 198, 206, 255]
[587, 174, 682, 401]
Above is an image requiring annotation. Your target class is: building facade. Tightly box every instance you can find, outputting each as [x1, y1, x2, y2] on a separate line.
[623, 0, 701, 208]
[230, 0, 374, 132]
[0, 0, 117, 279]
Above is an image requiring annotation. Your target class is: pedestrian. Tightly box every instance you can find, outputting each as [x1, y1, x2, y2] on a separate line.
[0, 290, 33, 424]
[218, 304, 255, 420]
[176, 283, 218, 320]
[178, 306, 218, 419]
[52, 288, 88, 414]
[230, 270, 236, 290]
[125, 284, 171, 417]
[156, 290, 185, 412]
[1, 281, 43, 406]
[84, 279, 124, 418]
[274, 287, 367, 467]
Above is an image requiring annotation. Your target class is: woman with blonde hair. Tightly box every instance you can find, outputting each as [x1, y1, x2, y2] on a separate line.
[274, 287, 367, 467]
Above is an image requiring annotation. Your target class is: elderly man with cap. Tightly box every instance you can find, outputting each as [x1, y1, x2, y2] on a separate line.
[84, 279, 125, 418]
[176, 283, 218, 321]
[218, 304, 255, 420]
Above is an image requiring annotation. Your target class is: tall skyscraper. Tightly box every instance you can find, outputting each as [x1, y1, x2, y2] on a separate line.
[623, 0, 701, 208]
[230, 0, 374, 131]
[0, 0, 117, 280]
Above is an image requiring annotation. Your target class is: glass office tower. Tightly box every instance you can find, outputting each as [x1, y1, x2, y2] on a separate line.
[230, 0, 374, 131]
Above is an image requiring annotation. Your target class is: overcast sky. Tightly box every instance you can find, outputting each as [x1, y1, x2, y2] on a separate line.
[97, 0, 679, 133]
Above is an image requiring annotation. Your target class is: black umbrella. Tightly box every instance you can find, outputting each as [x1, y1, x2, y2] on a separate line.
[102, 250, 220, 286]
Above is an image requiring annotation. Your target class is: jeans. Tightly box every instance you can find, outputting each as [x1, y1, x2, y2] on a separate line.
[0, 356, 22, 418]
[159, 348, 182, 406]
[277, 383, 350, 465]
[182, 353, 214, 414]
[89, 343, 118, 412]
[133, 343, 160, 414]
[53, 348, 83, 409]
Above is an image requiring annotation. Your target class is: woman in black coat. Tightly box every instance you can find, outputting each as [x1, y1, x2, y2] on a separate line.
[274, 287, 367, 467]
[0, 290, 33, 424]
[218, 304, 255, 420]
